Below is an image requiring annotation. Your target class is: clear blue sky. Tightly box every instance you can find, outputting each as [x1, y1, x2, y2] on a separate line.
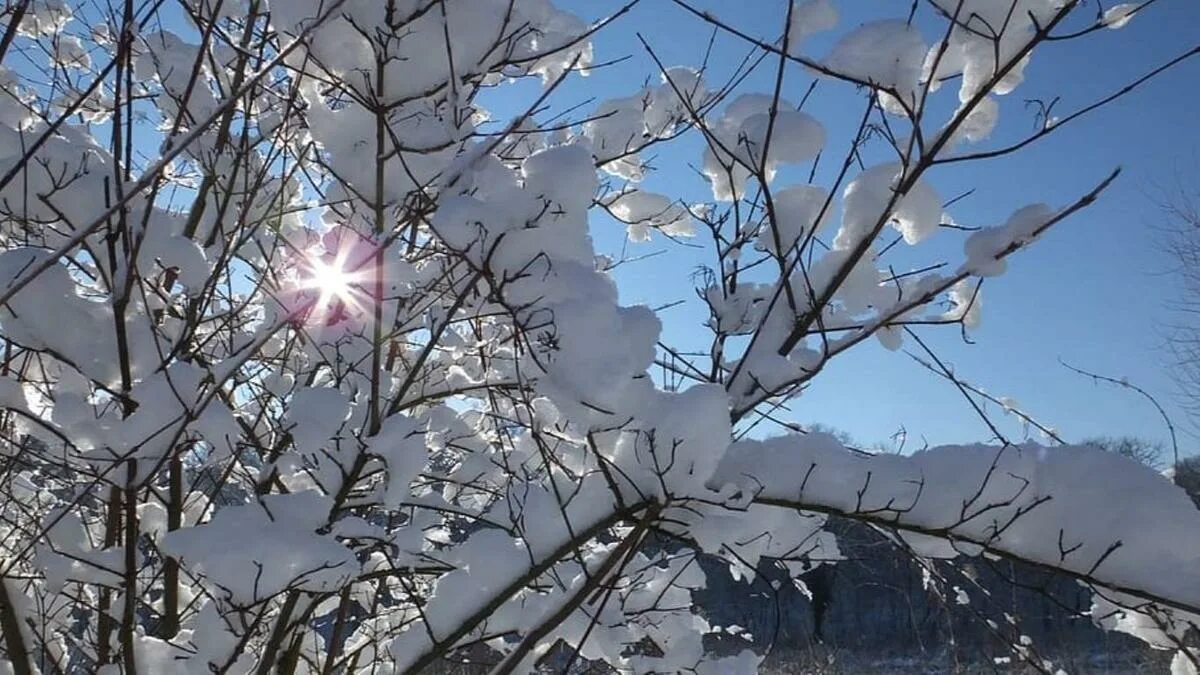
[511, 0, 1200, 452]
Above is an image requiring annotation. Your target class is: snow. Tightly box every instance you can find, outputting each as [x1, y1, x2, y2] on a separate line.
[681, 502, 838, 582]
[955, 586, 971, 605]
[0, 376, 29, 413]
[757, 184, 832, 255]
[944, 280, 983, 329]
[825, 21, 927, 115]
[51, 34, 89, 69]
[947, 95, 1001, 146]
[711, 433, 1200, 618]
[1104, 4, 1140, 29]
[285, 386, 351, 456]
[1173, 650, 1199, 675]
[135, 31, 220, 125]
[705, 282, 772, 335]
[366, 413, 428, 507]
[107, 362, 239, 465]
[702, 94, 825, 201]
[17, 0, 72, 38]
[0, 248, 149, 387]
[788, 0, 839, 49]
[138, 233, 211, 296]
[522, 143, 599, 213]
[160, 491, 359, 604]
[811, 248, 887, 314]
[585, 66, 706, 180]
[33, 506, 123, 593]
[835, 163, 942, 250]
[608, 189, 695, 242]
[647, 66, 706, 135]
[923, 0, 1060, 104]
[963, 204, 1056, 277]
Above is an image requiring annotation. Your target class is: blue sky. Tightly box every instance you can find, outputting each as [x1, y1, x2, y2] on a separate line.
[513, 0, 1200, 452]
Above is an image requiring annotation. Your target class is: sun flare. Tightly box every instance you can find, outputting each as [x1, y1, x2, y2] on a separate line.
[308, 257, 353, 301]
[297, 249, 365, 322]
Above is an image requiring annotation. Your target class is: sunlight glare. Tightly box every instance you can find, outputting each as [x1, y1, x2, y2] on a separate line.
[310, 257, 352, 301]
[300, 248, 365, 321]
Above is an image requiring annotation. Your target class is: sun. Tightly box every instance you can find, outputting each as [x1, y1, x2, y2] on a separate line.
[307, 256, 353, 304]
[283, 227, 382, 326]
[295, 248, 367, 324]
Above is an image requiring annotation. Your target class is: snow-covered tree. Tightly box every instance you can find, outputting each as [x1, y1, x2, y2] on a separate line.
[0, 0, 1198, 672]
